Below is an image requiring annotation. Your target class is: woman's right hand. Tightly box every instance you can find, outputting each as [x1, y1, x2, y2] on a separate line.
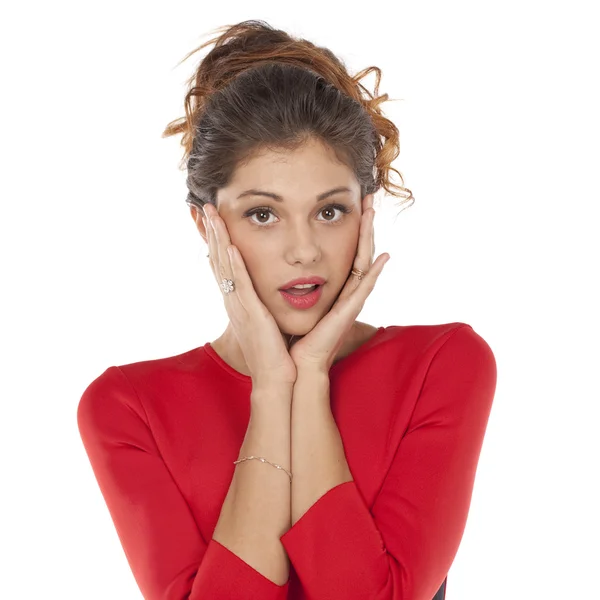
[197, 202, 297, 389]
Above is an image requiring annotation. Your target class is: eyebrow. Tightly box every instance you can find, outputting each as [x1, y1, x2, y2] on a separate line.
[236, 186, 353, 203]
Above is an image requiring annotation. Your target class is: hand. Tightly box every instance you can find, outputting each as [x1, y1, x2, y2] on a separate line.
[289, 197, 389, 375]
[197, 203, 298, 389]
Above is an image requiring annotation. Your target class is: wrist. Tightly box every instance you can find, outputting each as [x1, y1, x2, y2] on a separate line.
[251, 382, 294, 403]
[293, 369, 331, 401]
[295, 366, 330, 381]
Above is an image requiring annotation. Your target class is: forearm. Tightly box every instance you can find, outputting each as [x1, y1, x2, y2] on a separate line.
[212, 384, 293, 586]
[290, 371, 354, 526]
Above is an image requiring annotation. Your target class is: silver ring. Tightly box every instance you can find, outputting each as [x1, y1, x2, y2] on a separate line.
[220, 278, 235, 294]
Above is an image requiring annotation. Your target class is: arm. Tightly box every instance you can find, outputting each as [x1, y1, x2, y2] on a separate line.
[77, 367, 293, 600]
[288, 371, 353, 527]
[280, 325, 497, 600]
[213, 383, 294, 586]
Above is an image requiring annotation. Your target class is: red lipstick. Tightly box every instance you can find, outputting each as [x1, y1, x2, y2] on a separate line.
[279, 284, 324, 310]
[278, 276, 326, 310]
[279, 276, 326, 290]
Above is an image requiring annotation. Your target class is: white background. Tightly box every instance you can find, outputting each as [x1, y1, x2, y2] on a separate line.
[1, 1, 598, 598]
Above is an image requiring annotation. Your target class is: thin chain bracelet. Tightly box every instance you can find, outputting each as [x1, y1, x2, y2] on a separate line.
[233, 455, 293, 483]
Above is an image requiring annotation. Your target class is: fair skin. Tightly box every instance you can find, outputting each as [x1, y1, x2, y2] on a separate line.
[190, 136, 380, 374]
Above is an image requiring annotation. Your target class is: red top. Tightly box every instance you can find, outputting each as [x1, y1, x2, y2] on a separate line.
[77, 322, 496, 600]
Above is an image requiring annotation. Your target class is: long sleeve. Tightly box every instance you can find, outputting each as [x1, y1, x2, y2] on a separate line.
[77, 365, 289, 600]
[279, 325, 497, 600]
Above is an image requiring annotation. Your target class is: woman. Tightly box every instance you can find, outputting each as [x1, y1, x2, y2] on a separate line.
[77, 20, 497, 600]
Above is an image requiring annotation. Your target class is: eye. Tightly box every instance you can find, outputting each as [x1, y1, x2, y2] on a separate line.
[244, 203, 352, 227]
[245, 207, 276, 226]
[317, 204, 352, 223]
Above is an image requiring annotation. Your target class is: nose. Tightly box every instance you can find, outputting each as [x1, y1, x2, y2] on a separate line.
[284, 223, 322, 264]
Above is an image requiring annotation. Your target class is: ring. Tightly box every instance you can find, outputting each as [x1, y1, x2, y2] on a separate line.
[351, 267, 366, 281]
[220, 278, 235, 294]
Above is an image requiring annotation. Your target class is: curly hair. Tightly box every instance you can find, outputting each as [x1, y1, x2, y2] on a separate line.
[161, 19, 414, 216]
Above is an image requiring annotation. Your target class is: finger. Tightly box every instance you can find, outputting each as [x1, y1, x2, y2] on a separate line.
[202, 211, 219, 279]
[208, 212, 231, 281]
[371, 213, 376, 260]
[203, 207, 244, 311]
[361, 208, 375, 268]
[362, 252, 390, 293]
[335, 208, 375, 303]
[197, 212, 216, 278]
[371, 209, 376, 261]
[226, 244, 265, 314]
[344, 252, 390, 313]
[351, 209, 375, 283]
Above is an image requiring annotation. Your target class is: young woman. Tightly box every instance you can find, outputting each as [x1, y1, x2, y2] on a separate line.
[77, 20, 497, 600]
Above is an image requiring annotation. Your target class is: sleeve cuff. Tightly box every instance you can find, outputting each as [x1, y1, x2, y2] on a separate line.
[280, 481, 388, 594]
[195, 538, 290, 599]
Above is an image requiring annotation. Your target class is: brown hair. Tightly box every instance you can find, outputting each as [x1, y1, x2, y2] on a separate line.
[161, 19, 414, 215]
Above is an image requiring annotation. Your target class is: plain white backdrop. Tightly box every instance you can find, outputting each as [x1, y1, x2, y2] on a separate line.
[1, 1, 598, 598]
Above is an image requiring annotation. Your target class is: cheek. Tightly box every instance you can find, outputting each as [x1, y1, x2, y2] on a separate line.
[229, 236, 270, 288]
[326, 226, 360, 264]
[232, 239, 259, 270]
[225, 222, 254, 260]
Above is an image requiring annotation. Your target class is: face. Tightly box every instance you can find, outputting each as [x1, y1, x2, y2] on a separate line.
[193, 137, 373, 337]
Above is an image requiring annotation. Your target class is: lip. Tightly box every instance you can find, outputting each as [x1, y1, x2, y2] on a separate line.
[279, 276, 326, 290]
[279, 284, 324, 310]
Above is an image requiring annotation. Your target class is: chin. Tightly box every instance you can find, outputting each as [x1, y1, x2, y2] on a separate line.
[277, 306, 332, 337]
[268, 283, 340, 334]
[278, 317, 317, 337]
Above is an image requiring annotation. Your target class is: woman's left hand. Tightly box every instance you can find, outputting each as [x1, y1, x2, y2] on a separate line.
[289, 197, 390, 375]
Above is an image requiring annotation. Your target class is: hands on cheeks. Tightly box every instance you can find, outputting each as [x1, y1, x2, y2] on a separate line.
[289, 194, 390, 375]
[195, 194, 390, 378]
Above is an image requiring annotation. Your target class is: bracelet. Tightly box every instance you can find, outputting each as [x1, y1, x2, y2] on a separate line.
[233, 455, 293, 483]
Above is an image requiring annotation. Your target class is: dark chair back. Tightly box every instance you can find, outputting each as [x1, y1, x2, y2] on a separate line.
[432, 577, 447, 600]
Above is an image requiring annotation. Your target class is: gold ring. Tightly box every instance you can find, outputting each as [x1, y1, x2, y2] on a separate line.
[351, 267, 366, 280]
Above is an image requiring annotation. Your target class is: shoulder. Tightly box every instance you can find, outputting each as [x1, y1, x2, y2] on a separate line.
[77, 344, 210, 417]
[370, 321, 496, 377]
[381, 321, 492, 351]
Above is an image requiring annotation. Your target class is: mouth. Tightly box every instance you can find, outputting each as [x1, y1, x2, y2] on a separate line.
[278, 276, 326, 291]
[280, 284, 321, 296]
[279, 284, 324, 309]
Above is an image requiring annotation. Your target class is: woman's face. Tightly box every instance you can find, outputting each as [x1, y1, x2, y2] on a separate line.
[194, 137, 373, 337]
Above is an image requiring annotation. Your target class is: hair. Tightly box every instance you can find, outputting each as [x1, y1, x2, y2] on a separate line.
[161, 19, 414, 216]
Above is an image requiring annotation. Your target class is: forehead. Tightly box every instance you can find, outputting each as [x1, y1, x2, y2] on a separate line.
[220, 140, 360, 207]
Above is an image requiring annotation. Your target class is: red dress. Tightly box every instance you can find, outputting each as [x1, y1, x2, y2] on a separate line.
[77, 322, 497, 600]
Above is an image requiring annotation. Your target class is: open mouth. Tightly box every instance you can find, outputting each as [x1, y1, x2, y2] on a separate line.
[279, 284, 324, 309]
[281, 284, 321, 296]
